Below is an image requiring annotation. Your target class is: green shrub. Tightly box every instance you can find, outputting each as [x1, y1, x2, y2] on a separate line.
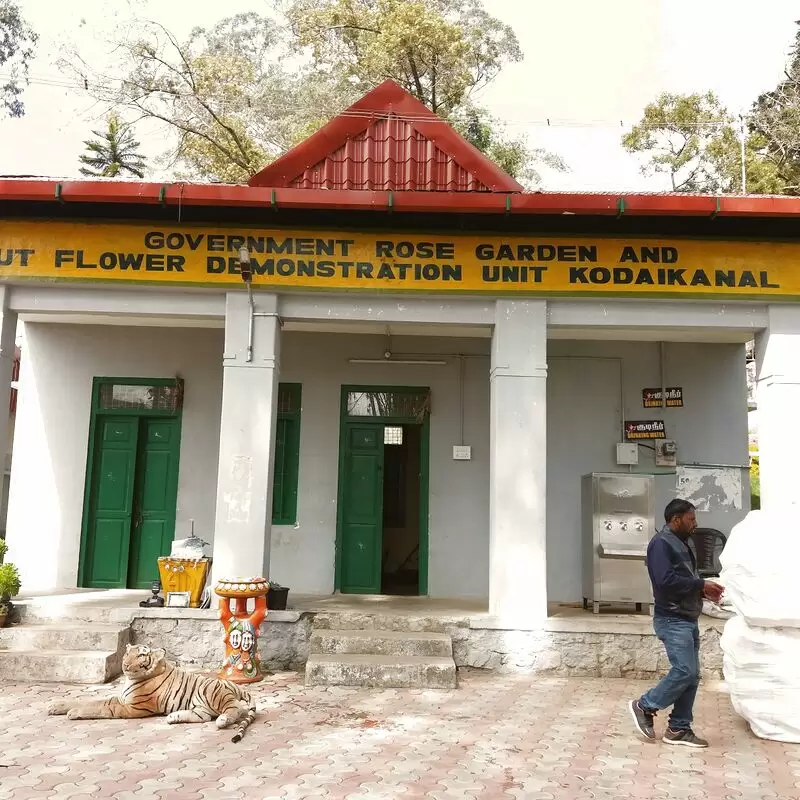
[0, 562, 21, 599]
[750, 455, 760, 510]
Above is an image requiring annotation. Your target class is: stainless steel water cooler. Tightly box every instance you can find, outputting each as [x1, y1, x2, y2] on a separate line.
[581, 473, 655, 614]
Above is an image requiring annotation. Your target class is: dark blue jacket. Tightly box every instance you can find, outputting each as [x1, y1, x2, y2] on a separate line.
[646, 525, 705, 620]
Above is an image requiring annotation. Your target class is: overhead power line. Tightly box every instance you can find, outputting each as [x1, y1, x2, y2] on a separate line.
[0, 75, 754, 130]
[0, 71, 756, 130]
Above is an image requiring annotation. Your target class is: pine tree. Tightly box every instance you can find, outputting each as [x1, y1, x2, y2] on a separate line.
[79, 116, 146, 179]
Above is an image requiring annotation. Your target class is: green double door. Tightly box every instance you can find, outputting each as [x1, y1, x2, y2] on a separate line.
[82, 416, 181, 589]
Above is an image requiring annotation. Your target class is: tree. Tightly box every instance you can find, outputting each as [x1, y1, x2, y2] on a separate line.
[452, 105, 567, 186]
[286, 0, 564, 183]
[79, 115, 147, 178]
[622, 92, 782, 194]
[65, 5, 565, 184]
[62, 13, 347, 183]
[748, 22, 800, 195]
[285, 0, 521, 116]
[627, 22, 800, 196]
[623, 92, 737, 193]
[0, 1, 38, 118]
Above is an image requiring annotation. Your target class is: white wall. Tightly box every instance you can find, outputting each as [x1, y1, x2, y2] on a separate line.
[546, 340, 749, 603]
[6, 323, 223, 592]
[271, 332, 491, 597]
[5, 317, 750, 603]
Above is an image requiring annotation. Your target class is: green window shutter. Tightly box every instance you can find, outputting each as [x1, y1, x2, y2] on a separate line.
[272, 383, 301, 525]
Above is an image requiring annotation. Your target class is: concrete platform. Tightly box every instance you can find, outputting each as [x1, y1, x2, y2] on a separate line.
[6, 589, 727, 679]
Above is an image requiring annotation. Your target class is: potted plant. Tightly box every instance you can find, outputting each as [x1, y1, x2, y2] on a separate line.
[268, 580, 289, 611]
[0, 561, 21, 628]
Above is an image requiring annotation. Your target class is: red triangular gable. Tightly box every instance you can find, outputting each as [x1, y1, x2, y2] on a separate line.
[249, 80, 523, 192]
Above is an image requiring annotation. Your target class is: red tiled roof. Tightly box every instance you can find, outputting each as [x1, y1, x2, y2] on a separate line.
[249, 80, 524, 193]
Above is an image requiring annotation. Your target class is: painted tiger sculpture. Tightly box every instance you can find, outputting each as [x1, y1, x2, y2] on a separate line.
[47, 644, 257, 742]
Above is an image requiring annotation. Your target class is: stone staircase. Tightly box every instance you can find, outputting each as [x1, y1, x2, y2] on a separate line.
[305, 613, 458, 689]
[0, 603, 131, 684]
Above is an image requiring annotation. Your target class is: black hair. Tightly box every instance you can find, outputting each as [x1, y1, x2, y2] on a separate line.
[664, 498, 696, 522]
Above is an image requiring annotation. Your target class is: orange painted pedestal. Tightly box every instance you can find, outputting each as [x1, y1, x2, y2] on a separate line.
[215, 578, 268, 684]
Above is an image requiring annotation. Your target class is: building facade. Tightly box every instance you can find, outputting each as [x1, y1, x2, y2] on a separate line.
[1, 82, 795, 627]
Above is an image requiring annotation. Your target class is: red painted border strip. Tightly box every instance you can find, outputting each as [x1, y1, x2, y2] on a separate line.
[4, 179, 800, 219]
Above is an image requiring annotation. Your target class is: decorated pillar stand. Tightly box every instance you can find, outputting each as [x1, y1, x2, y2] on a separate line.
[215, 577, 269, 684]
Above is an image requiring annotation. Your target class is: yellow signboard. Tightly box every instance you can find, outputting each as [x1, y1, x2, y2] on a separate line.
[0, 220, 796, 298]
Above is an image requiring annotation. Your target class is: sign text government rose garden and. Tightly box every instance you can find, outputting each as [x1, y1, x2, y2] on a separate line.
[46, 232, 782, 290]
[0, 222, 792, 296]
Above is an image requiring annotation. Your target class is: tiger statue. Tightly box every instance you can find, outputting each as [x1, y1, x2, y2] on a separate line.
[47, 644, 257, 743]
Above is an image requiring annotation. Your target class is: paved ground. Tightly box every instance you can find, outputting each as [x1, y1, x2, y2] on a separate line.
[0, 670, 797, 800]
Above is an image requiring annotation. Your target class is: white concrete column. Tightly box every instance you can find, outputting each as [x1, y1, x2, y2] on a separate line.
[755, 305, 800, 510]
[0, 288, 17, 474]
[489, 299, 548, 626]
[212, 292, 280, 581]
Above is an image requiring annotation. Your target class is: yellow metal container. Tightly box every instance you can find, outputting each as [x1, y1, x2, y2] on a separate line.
[157, 557, 211, 608]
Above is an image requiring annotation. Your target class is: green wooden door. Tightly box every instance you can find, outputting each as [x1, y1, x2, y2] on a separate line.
[340, 424, 385, 594]
[83, 417, 139, 588]
[127, 418, 181, 588]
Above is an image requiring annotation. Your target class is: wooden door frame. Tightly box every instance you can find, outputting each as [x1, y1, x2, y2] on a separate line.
[335, 385, 431, 596]
[78, 376, 184, 587]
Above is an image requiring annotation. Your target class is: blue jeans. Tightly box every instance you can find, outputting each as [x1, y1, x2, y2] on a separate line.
[639, 616, 700, 731]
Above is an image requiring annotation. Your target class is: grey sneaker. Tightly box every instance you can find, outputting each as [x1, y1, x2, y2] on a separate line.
[629, 700, 656, 740]
[663, 728, 709, 748]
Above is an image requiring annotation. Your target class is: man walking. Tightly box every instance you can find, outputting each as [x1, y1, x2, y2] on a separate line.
[630, 499, 723, 748]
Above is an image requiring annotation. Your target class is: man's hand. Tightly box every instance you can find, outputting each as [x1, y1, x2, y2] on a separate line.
[703, 581, 724, 603]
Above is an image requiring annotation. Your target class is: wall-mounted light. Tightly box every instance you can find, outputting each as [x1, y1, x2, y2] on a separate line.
[238, 247, 253, 284]
[239, 246, 254, 362]
[349, 332, 447, 366]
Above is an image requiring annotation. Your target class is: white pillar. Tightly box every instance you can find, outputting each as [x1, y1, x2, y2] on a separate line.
[0, 288, 16, 475]
[489, 299, 548, 626]
[755, 305, 800, 510]
[212, 292, 280, 581]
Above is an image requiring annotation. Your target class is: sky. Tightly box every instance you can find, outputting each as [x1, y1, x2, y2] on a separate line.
[1, 0, 799, 191]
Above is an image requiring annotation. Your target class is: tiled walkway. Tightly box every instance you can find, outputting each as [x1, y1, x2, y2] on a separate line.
[0, 670, 797, 799]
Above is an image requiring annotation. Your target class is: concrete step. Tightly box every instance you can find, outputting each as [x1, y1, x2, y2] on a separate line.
[17, 603, 138, 627]
[311, 628, 453, 658]
[0, 624, 131, 652]
[0, 648, 123, 684]
[305, 653, 458, 689]
[311, 612, 465, 633]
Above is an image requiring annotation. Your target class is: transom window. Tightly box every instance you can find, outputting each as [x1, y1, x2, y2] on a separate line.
[346, 390, 430, 419]
[98, 382, 181, 411]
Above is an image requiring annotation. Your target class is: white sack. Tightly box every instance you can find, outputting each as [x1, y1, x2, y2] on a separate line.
[702, 599, 734, 619]
[718, 509, 800, 628]
[721, 615, 800, 743]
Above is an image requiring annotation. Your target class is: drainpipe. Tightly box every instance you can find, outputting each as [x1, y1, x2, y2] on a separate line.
[239, 247, 279, 362]
[246, 280, 255, 363]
